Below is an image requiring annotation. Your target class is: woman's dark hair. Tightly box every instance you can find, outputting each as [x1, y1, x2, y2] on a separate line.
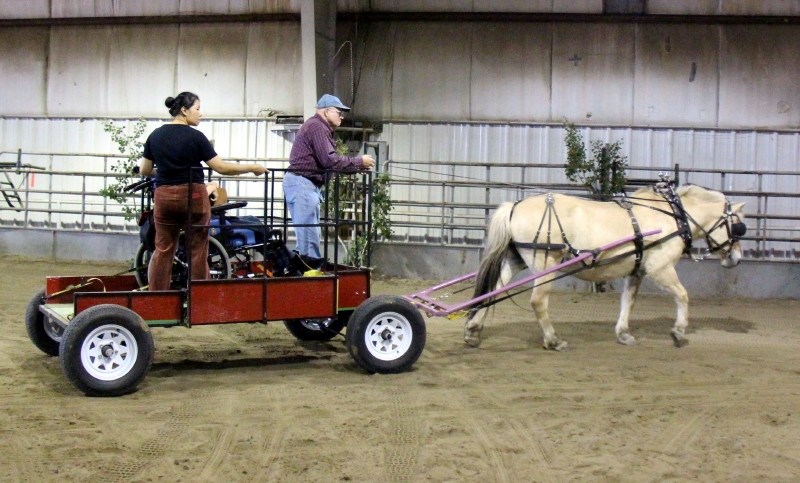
[164, 91, 200, 117]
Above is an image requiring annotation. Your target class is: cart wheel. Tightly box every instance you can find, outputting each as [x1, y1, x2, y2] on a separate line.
[132, 236, 232, 288]
[346, 296, 426, 374]
[59, 304, 154, 397]
[25, 289, 63, 357]
[132, 243, 151, 287]
[284, 312, 351, 342]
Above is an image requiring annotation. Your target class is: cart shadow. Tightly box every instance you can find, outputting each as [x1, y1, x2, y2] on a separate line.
[150, 353, 334, 375]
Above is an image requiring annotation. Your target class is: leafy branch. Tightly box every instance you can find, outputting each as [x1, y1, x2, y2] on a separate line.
[563, 122, 628, 200]
[328, 137, 393, 267]
[100, 119, 147, 220]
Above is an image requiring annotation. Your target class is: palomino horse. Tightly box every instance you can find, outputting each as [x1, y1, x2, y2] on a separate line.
[464, 182, 746, 350]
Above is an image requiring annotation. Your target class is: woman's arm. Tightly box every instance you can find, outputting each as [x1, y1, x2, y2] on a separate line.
[206, 156, 267, 176]
[139, 157, 156, 176]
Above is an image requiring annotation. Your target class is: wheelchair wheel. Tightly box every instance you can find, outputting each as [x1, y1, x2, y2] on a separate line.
[132, 236, 232, 289]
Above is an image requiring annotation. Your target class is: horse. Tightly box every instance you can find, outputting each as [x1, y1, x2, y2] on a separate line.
[464, 182, 746, 350]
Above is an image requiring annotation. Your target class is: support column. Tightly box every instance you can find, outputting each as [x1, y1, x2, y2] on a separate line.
[300, 0, 336, 119]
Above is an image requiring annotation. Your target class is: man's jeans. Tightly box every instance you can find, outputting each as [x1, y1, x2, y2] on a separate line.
[283, 172, 323, 258]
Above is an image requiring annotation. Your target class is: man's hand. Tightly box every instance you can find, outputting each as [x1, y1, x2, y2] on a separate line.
[361, 155, 376, 170]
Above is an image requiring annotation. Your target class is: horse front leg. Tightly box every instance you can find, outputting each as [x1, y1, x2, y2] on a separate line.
[531, 275, 568, 351]
[464, 259, 515, 347]
[615, 275, 643, 346]
[647, 265, 690, 347]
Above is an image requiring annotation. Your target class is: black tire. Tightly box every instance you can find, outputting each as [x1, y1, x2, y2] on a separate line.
[284, 311, 351, 342]
[132, 242, 151, 287]
[132, 236, 232, 288]
[346, 296, 426, 374]
[59, 304, 154, 397]
[25, 289, 62, 357]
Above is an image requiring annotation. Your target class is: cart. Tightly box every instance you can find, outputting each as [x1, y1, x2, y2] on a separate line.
[24, 168, 660, 396]
[24, 169, 427, 396]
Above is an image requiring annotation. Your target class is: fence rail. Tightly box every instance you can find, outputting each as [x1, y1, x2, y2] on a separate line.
[1, 151, 799, 261]
[382, 160, 800, 261]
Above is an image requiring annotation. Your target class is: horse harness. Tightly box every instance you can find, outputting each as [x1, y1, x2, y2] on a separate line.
[510, 181, 746, 277]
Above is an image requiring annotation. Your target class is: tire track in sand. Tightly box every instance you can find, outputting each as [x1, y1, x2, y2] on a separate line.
[384, 390, 425, 482]
[661, 405, 722, 455]
[468, 422, 511, 483]
[507, 419, 557, 483]
[87, 389, 211, 482]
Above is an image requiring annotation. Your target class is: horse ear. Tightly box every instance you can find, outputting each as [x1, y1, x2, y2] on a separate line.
[731, 202, 745, 213]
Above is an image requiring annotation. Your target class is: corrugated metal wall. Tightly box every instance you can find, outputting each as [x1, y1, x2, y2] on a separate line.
[375, 122, 800, 252]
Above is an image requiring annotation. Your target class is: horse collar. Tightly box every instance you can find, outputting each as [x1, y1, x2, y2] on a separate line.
[661, 186, 693, 256]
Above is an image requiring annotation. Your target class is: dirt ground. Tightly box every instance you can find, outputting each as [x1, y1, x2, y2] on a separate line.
[2, 255, 800, 482]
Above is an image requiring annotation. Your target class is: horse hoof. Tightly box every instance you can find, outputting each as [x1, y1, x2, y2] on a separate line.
[618, 332, 637, 346]
[464, 335, 481, 348]
[543, 340, 568, 351]
[670, 329, 689, 348]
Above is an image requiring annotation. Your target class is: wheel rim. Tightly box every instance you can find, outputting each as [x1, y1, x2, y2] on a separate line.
[300, 318, 333, 331]
[43, 317, 64, 342]
[363, 311, 413, 361]
[80, 324, 139, 381]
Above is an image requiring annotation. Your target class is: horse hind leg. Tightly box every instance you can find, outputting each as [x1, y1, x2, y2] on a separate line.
[615, 275, 643, 346]
[530, 273, 568, 351]
[464, 258, 516, 347]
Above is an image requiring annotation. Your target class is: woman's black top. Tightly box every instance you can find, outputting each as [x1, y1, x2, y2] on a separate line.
[143, 124, 217, 186]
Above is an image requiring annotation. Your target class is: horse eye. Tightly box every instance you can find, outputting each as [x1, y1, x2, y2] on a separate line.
[731, 222, 747, 237]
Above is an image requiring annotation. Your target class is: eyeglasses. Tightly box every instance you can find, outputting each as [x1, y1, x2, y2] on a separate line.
[328, 108, 344, 118]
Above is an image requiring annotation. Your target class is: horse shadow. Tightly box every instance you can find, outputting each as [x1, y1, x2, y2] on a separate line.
[486, 316, 754, 344]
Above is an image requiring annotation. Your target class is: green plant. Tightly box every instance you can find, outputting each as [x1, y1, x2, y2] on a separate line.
[563, 122, 628, 200]
[328, 137, 393, 267]
[100, 119, 147, 220]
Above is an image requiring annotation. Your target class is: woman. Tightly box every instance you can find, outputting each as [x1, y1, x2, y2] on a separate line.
[139, 91, 266, 290]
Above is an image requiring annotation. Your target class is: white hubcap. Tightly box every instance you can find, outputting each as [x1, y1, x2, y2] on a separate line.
[364, 312, 413, 361]
[80, 324, 138, 381]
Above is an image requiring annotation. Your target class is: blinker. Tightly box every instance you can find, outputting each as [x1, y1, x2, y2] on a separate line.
[731, 222, 747, 238]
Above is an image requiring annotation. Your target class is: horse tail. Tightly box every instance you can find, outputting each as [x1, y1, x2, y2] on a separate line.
[472, 201, 515, 300]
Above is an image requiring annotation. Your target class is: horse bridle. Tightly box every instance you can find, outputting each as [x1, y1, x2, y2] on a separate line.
[694, 200, 747, 256]
[658, 183, 746, 258]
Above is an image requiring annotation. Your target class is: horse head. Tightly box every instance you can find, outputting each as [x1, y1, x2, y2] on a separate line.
[676, 185, 746, 267]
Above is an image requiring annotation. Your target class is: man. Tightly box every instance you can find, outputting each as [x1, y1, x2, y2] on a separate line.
[284, 94, 375, 260]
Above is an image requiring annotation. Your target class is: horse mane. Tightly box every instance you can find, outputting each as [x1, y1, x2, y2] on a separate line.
[630, 183, 724, 203]
[675, 184, 725, 203]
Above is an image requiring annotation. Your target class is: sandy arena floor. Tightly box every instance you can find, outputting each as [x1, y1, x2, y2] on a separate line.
[2, 255, 799, 482]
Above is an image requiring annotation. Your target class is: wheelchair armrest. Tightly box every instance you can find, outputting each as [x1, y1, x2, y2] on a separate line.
[211, 200, 248, 215]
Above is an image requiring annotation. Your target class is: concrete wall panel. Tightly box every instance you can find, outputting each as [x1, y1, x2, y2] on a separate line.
[245, 22, 303, 117]
[719, 25, 800, 129]
[47, 26, 112, 116]
[340, 21, 395, 119]
[551, 23, 635, 125]
[647, 0, 719, 15]
[634, 24, 720, 127]
[51, 0, 115, 18]
[0, 28, 48, 116]
[114, 0, 180, 17]
[391, 22, 471, 120]
[176, 24, 249, 116]
[719, 0, 800, 16]
[470, 23, 552, 122]
[107, 25, 180, 117]
[0, 0, 49, 18]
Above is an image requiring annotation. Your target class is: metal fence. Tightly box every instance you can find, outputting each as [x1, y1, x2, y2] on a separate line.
[381, 160, 800, 261]
[2, 150, 798, 261]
